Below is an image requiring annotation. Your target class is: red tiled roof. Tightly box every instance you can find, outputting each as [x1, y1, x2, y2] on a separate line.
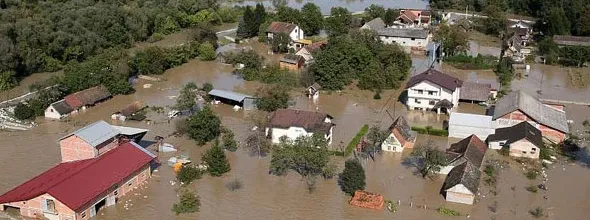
[266, 21, 297, 34]
[303, 41, 327, 53]
[406, 68, 463, 91]
[64, 85, 112, 109]
[0, 142, 154, 211]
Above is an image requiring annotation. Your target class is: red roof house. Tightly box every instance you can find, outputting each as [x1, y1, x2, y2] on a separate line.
[64, 85, 112, 110]
[0, 142, 155, 219]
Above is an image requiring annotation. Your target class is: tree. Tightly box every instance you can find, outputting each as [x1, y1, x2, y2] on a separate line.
[269, 134, 330, 177]
[577, 6, 590, 36]
[172, 190, 200, 215]
[198, 42, 216, 61]
[187, 106, 221, 145]
[254, 3, 267, 33]
[271, 32, 292, 53]
[245, 132, 271, 157]
[383, 8, 399, 26]
[277, 6, 301, 24]
[175, 82, 198, 111]
[364, 4, 386, 20]
[0, 71, 16, 91]
[338, 159, 366, 196]
[177, 166, 203, 184]
[542, 8, 571, 36]
[255, 85, 290, 111]
[408, 141, 447, 178]
[325, 7, 352, 36]
[222, 129, 238, 152]
[191, 26, 218, 48]
[201, 82, 214, 93]
[366, 125, 388, 146]
[301, 3, 324, 35]
[237, 6, 255, 38]
[202, 142, 231, 176]
[434, 24, 469, 56]
[130, 47, 166, 75]
[481, 5, 507, 36]
[14, 103, 34, 120]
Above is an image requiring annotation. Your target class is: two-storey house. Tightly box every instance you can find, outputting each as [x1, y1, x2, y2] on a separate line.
[405, 68, 463, 114]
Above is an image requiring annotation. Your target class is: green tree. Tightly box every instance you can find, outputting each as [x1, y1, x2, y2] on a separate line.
[222, 129, 238, 152]
[172, 190, 200, 215]
[130, 47, 167, 75]
[325, 7, 352, 36]
[543, 8, 571, 36]
[409, 141, 447, 178]
[245, 132, 272, 157]
[255, 85, 290, 111]
[271, 32, 292, 53]
[578, 6, 590, 36]
[254, 3, 267, 34]
[191, 26, 218, 48]
[187, 106, 222, 145]
[481, 5, 507, 36]
[237, 6, 255, 38]
[14, 103, 35, 120]
[201, 82, 214, 93]
[177, 166, 203, 184]
[366, 125, 388, 146]
[269, 134, 330, 177]
[198, 42, 216, 61]
[175, 82, 198, 111]
[383, 8, 399, 26]
[364, 4, 386, 20]
[202, 142, 231, 176]
[0, 71, 17, 91]
[277, 6, 302, 24]
[434, 24, 469, 56]
[338, 159, 366, 196]
[301, 3, 323, 35]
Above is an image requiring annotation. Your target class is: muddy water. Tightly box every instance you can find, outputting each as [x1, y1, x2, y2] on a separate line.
[2, 43, 590, 220]
[511, 64, 590, 103]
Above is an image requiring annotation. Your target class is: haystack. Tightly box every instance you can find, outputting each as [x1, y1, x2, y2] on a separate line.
[349, 190, 384, 210]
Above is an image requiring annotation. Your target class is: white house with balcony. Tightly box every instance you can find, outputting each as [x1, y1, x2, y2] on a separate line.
[405, 68, 463, 114]
[265, 109, 334, 145]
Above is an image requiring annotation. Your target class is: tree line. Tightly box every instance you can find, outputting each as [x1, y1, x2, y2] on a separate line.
[0, 0, 241, 90]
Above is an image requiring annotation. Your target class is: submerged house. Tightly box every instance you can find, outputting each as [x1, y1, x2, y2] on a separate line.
[44, 85, 112, 119]
[486, 121, 543, 159]
[295, 41, 327, 64]
[0, 121, 155, 219]
[265, 109, 334, 145]
[306, 83, 322, 100]
[381, 116, 417, 152]
[492, 90, 568, 143]
[441, 135, 487, 205]
[448, 112, 495, 140]
[405, 68, 463, 114]
[111, 101, 147, 121]
[208, 89, 257, 110]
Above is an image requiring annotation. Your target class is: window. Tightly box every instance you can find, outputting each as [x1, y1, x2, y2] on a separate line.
[531, 148, 537, 151]
[127, 180, 133, 187]
[114, 190, 118, 196]
[414, 107, 422, 110]
[411, 38, 416, 41]
[499, 141, 506, 146]
[429, 100, 436, 105]
[522, 151, 527, 154]
[416, 89, 423, 94]
[50, 109, 54, 112]
[44, 199, 56, 214]
[81, 212, 86, 218]
[428, 91, 437, 96]
[414, 99, 421, 104]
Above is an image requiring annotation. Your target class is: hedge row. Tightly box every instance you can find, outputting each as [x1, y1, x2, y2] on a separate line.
[343, 124, 370, 156]
[411, 126, 449, 137]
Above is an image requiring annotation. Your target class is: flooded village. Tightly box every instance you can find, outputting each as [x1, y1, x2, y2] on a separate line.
[2, 0, 590, 220]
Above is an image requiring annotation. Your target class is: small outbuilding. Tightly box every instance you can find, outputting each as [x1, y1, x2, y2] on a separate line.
[44, 100, 74, 119]
[111, 101, 147, 121]
[279, 54, 305, 72]
[381, 116, 416, 152]
[448, 112, 495, 140]
[442, 161, 481, 205]
[486, 121, 543, 159]
[208, 89, 257, 110]
[306, 83, 321, 99]
[349, 190, 384, 210]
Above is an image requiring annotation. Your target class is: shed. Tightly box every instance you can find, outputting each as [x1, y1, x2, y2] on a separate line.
[111, 125, 149, 143]
[208, 89, 256, 110]
[279, 54, 305, 71]
[460, 81, 491, 102]
[448, 112, 495, 140]
[442, 161, 481, 205]
[306, 83, 321, 99]
[64, 85, 112, 110]
[112, 101, 147, 121]
[44, 100, 74, 119]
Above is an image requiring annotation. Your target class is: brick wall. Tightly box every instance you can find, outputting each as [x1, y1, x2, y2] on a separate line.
[2, 194, 75, 219]
[499, 110, 566, 143]
[59, 136, 97, 162]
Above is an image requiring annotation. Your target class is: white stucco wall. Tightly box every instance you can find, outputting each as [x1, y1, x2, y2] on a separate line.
[438, 165, 455, 175]
[406, 81, 458, 110]
[488, 140, 506, 150]
[289, 26, 304, 41]
[381, 133, 403, 152]
[445, 184, 475, 205]
[509, 139, 539, 159]
[268, 125, 333, 145]
[44, 105, 64, 119]
[380, 35, 430, 48]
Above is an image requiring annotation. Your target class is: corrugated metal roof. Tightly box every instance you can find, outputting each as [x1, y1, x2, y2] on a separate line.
[111, 125, 149, 136]
[60, 121, 121, 147]
[492, 91, 568, 133]
[449, 112, 493, 128]
[208, 89, 253, 103]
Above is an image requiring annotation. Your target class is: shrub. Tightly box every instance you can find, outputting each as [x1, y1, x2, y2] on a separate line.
[499, 146, 510, 156]
[530, 207, 544, 218]
[345, 125, 369, 156]
[202, 143, 231, 177]
[14, 103, 35, 120]
[172, 190, 200, 215]
[177, 166, 202, 184]
[338, 159, 366, 196]
[222, 130, 238, 152]
[438, 207, 461, 216]
[198, 42, 216, 61]
[525, 185, 538, 193]
[525, 170, 538, 180]
[411, 126, 448, 137]
[201, 82, 213, 93]
[225, 178, 243, 191]
[444, 54, 497, 70]
[484, 165, 496, 177]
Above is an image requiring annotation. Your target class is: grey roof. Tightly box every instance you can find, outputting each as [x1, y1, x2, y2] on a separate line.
[111, 125, 149, 136]
[446, 135, 488, 168]
[280, 54, 303, 64]
[208, 89, 253, 103]
[460, 81, 491, 102]
[361, 18, 386, 30]
[376, 28, 429, 39]
[492, 91, 569, 133]
[60, 120, 121, 147]
[465, 72, 500, 91]
[443, 161, 481, 194]
[51, 100, 74, 115]
[449, 112, 494, 129]
[487, 121, 543, 148]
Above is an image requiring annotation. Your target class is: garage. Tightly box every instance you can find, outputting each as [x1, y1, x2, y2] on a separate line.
[448, 112, 495, 140]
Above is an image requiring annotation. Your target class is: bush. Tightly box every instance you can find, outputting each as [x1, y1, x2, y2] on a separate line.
[177, 166, 203, 184]
[322, 162, 338, 179]
[172, 190, 200, 215]
[345, 125, 370, 156]
[525, 185, 538, 193]
[530, 207, 544, 218]
[202, 143, 231, 177]
[255, 86, 290, 112]
[444, 54, 497, 70]
[201, 82, 214, 93]
[411, 126, 449, 137]
[338, 159, 366, 195]
[222, 130, 238, 152]
[525, 170, 538, 180]
[187, 106, 221, 145]
[225, 178, 243, 191]
[438, 207, 461, 216]
[198, 42, 216, 61]
[484, 165, 496, 177]
[499, 146, 510, 156]
[14, 103, 35, 120]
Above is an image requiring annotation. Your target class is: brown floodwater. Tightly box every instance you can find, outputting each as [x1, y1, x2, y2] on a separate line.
[2, 42, 590, 220]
